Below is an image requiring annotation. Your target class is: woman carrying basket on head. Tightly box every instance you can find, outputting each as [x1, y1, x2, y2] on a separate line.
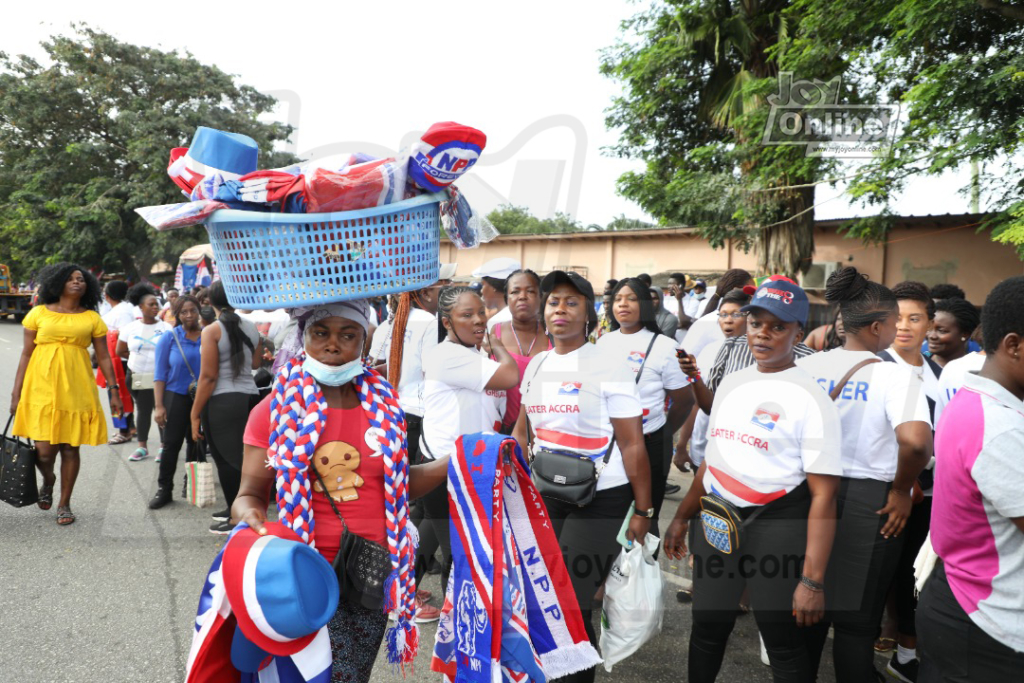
[237, 300, 450, 683]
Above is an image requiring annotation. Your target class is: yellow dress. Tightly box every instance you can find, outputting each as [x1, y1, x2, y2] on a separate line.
[13, 306, 109, 446]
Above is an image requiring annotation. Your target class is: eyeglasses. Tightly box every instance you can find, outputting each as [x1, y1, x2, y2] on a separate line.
[717, 312, 749, 320]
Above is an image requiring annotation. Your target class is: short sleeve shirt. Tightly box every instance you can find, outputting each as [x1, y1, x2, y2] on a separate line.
[368, 308, 438, 417]
[521, 343, 643, 491]
[931, 373, 1024, 652]
[704, 365, 843, 508]
[120, 319, 171, 374]
[596, 328, 691, 433]
[421, 340, 506, 459]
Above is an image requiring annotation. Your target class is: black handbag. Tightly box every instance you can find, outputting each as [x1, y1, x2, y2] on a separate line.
[1, 416, 39, 508]
[311, 465, 393, 610]
[527, 333, 658, 507]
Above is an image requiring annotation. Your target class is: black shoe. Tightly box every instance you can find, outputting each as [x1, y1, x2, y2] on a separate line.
[676, 588, 693, 603]
[885, 654, 918, 683]
[211, 508, 231, 522]
[427, 557, 442, 575]
[209, 520, 235, 535]
[149, 488, 172, 510]
[665, 484, 682, 495]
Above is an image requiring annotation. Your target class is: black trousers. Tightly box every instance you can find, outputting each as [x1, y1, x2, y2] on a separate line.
[807, 477, 905, 682]
[645, 426, 669, 538]
[126, 368, 162, 446]
[545, 483, 634, 683]
[689, 483, 821, 683]
[892, 496, 932, 636]
[157, 390, 194, 492]
[201, 392, 257, 510]
[918, 562, 1024, 681]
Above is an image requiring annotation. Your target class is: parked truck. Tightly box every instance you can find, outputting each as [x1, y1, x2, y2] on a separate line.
[0, 264, 33, 321]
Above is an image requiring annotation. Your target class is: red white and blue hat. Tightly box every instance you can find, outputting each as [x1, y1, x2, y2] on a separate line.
[168, 126, 260, 195]
[220, 522, 339, 657]
[742, 278, 809, 325]
[408, 122, 486, 192]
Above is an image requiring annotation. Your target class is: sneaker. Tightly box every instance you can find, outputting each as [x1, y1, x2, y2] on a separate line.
[209, 520, 235, 535]
[211, 508, 231, 522]
[416, 588, 433, 602]
[414, 596, 441, 623]
[156, 447, 164, 463]
[886, 653, 918, 683]
[129, 448, 148, 462]
[148, 488, 172, 510]
[759, 633, 770, 666]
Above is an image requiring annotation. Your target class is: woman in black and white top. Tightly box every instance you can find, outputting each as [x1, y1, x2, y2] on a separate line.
[512, 270, 652, 683]
[418, 286, 520, 606]
[597, 277, 693, 532]
[796, 267, 932, 683]
[665, 278, 842, 683]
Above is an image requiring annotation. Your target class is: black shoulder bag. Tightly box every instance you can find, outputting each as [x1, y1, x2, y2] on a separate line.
[1, 416, 39, 508]
[310, 464, 393, 610]
[528, 333, 658, 508]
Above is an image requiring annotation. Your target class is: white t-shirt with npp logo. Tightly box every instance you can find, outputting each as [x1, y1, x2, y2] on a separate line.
[797, 348, 931, 481]
[596, 328, 691, 433]
[704, 365, 842, 508]
[521, 343, 643, 491]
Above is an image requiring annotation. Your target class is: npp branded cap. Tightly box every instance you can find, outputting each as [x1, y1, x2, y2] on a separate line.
[741, 278, 810, 326]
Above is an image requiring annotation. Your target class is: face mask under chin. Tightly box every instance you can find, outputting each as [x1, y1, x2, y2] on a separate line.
[303, 355, 365, 386]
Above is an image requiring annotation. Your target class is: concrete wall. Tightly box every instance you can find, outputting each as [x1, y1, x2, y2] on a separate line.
[440, 219, 1021, 303]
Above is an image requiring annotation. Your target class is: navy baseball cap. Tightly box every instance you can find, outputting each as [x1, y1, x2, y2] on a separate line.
[741, 279, 809, 326]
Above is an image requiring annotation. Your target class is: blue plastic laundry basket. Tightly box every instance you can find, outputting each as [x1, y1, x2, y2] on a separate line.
[204, 192, 444, 310]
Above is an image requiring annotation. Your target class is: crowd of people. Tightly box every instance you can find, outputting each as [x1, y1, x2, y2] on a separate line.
[7, 256, 1023, 683]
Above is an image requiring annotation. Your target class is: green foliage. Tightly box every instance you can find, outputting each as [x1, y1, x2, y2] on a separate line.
[0, 27, 296, 281]
[485, 205, 583, 234]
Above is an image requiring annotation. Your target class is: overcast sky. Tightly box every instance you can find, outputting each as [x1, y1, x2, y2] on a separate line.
[3, 1, 980, 226]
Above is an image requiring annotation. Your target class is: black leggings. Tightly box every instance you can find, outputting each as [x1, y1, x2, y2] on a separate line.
[807, 477, 905, 683]
[415, 464, 452, 591]
[545, 483, 634, 683]
[127, 370, 162, 446]
[689, 483, 820, 683]
[645, 427, 669, 538]
[157, 390, 194, 492]
[892, 496, 932, 636]
[201, 392, 257, 511]
[918, 562, 1024, 681]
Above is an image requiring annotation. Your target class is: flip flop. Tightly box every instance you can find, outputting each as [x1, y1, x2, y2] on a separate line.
[108, 433, 131, 445]
[56, 506, 76, 526]
[38, 484, 54, 510]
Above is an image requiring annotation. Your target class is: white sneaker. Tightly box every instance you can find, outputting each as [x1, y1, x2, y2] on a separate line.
[759, 633, 770, 666]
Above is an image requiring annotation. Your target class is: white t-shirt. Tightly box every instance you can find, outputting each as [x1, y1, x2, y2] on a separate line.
[797, 349, 931, 481]
[369, 308, 438, 417]
[487, 306, 513, 331]
[102, 300, 136, 332]
[663, 296, 681, 318]
[705, 365, 842, 508]
[521, 344, 642, 491]
[120, 319, 171, 374]
[597, 328, 691, 433]
[935, 352, 986, 427]
[421, 340, 506, 460]
[887, 349, 941, 423]
[689, 339, 725, 467]
[681, 310, 724, 361]
[682, 294, 704, 320]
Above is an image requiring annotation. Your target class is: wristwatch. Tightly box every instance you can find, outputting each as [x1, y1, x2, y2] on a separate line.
[634, 507, 656, 518]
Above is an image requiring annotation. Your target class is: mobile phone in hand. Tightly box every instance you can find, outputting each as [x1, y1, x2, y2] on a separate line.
[676, 347, 688, 359]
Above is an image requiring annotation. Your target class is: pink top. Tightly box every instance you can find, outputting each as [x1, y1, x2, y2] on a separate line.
[495, 321, 551, 429]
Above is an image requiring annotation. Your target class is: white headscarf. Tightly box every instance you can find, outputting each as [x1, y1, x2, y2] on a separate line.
[273, 300, 372, 373]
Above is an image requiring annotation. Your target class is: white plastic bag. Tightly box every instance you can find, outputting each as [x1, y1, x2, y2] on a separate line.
[599, 534, 664, 671]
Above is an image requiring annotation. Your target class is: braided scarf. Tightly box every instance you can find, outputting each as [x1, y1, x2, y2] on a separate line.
[268, 356, 419, 666]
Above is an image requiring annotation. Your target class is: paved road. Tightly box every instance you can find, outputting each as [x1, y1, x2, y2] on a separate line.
[0, 318, 874, 682]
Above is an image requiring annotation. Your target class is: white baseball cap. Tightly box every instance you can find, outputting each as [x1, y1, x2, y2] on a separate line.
[471, 257, 521, 280]
[438, 263, 458, 280]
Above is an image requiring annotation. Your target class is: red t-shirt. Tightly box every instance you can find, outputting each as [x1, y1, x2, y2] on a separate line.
[243, 394, 388, 563]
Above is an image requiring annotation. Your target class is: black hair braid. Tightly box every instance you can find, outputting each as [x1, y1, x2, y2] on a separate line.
[704, 268, 753, 313]
[609, 278, 660, 335]
[936, 297, 981, 337]
[437, 285, 478, 344]
[208, 280, 250, 378]
[824, 266, 896, 334]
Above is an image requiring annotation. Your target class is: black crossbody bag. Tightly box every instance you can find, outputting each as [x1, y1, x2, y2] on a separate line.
[527, 333, 658, 507]
[310, 464, 393, 610]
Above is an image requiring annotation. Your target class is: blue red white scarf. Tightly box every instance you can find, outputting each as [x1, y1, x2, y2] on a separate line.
[431, 434, 601, 682]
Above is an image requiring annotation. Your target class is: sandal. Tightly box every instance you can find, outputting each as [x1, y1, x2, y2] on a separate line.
[874, 637, 896, 653]
[108, 433, 131, 445]
[38, 484, 54, 510]
[128, 447, 148, 462]
[56, 506, 76, 526]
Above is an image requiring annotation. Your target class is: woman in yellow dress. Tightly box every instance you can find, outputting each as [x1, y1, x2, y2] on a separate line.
[9, 264, 123, 526]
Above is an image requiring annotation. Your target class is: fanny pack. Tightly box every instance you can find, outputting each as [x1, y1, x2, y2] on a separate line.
[311, 464, 393, 610]
[527, 333, 657, 507]
[699, 358, 880, 555]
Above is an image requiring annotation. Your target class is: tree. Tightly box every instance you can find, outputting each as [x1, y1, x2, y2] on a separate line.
[486, 204, 582, 234]
[602, 0, 844, 275]
[781, 0, 1024, 252]
[606, 214, 654, 231]
[0, 27, 295, 281]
